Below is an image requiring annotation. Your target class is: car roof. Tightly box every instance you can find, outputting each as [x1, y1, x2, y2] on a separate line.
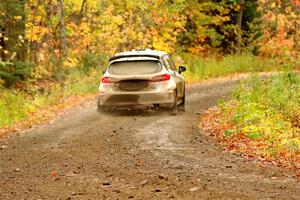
[109, 49, 168, 62]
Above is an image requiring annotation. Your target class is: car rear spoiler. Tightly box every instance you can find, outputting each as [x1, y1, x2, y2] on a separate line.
[109, 54, 160, 62]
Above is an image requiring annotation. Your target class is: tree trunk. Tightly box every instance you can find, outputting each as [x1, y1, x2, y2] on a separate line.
[77, 0, 87, 24]
[0, 27, 5, 60]
[28, 0, 41, 63]
[57, 0, 67, 59]
[236, 0, 245, 54]
[45, 0, 54, 58]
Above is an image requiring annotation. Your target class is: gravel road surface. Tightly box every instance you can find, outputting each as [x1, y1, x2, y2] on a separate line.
[0, 80, 299, 199]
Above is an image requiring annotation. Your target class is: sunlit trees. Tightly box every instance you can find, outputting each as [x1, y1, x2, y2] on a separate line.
[0, 0, 299, 87]
[257, 0, 300, 58]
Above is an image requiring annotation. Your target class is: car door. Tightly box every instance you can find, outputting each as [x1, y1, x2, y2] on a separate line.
[162, 55, 184, 98]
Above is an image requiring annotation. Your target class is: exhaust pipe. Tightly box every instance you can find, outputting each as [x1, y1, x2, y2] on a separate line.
[148, 105, 155, 110]
[148, 104, 159, 111]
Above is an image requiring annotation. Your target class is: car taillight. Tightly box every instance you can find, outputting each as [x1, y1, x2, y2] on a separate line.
[101, 77, 111, 83]
[151, 73, 171, 82]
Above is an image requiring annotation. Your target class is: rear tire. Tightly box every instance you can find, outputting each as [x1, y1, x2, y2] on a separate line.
[178, 89, 185, 112]
[97, 96, 107, 114]
[178, 94, 185, 112]
[170, 91, 178, 115]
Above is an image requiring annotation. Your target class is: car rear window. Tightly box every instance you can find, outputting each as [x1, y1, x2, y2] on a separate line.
[109, 60, 162, 75]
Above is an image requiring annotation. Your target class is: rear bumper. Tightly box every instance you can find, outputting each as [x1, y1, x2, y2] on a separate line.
[99, 90, 174, 107]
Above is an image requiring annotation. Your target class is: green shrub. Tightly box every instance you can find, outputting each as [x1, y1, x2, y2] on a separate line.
[78, 53, 109, 74]
[223, 72, 300, 155]
[0, 60, 33, 87]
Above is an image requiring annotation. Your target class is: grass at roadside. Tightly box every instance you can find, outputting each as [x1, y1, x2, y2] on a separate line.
[181, 53, 280, 83]
[0, 69, 100, 130]
[200, 71, 300, 169]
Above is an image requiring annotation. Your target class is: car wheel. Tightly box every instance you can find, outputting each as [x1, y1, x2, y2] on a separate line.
[178, 93, 185, 112]
[97, 96, 107, 114]
[170, 91, 178, 115]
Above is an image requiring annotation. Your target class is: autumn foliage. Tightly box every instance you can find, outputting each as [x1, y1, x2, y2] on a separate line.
[200, 72, 300, 170]
[1, 0, 299, 87]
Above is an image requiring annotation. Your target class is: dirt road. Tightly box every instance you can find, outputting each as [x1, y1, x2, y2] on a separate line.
[0, 80, 299, 200]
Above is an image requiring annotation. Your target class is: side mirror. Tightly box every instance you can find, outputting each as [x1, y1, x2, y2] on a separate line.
[178, 65, 186, 74]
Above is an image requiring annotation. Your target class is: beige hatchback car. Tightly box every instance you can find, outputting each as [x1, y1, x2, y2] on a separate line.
[97, 49, 186, 114]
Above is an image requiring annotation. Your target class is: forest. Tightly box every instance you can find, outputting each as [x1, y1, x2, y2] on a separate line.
[0, 0, 299, 160]
[1, 0, 299, 85]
